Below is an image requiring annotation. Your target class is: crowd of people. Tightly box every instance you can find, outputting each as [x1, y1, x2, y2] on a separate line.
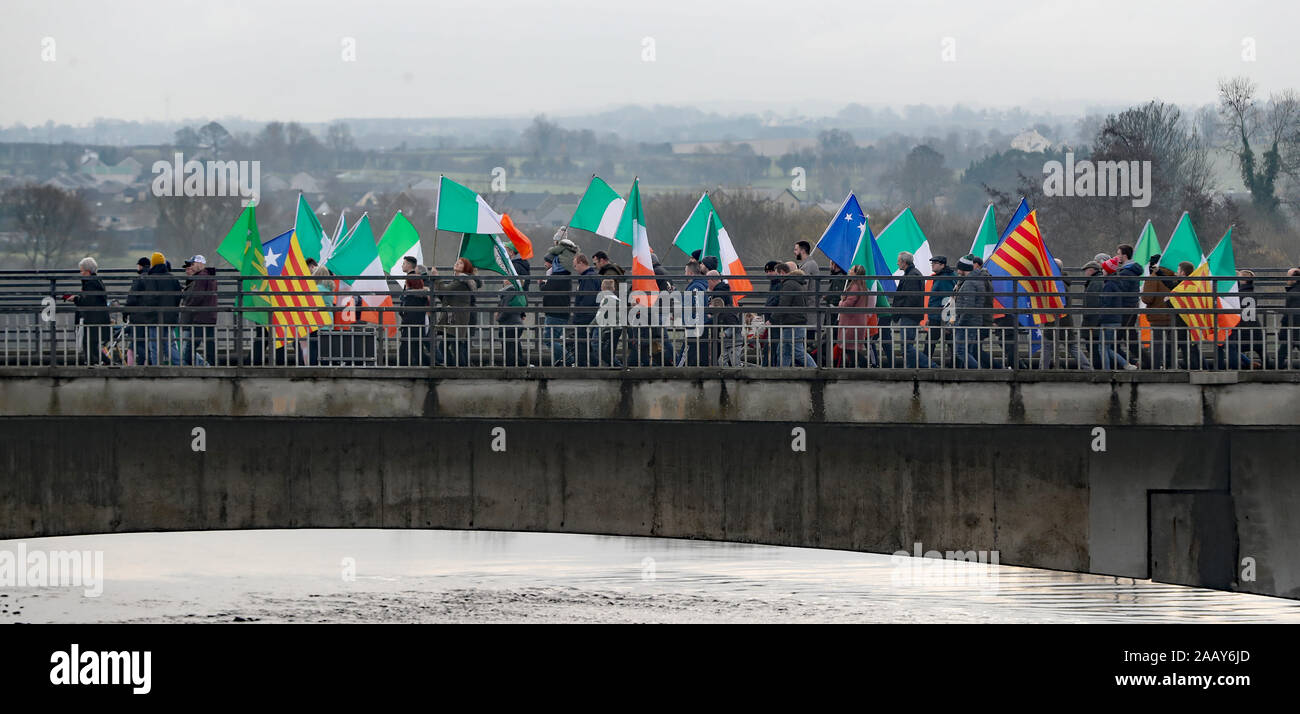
[57, 231, 1300, 370]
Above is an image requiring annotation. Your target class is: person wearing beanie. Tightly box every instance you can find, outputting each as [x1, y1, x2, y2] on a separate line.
[137, 250, 183, 364]
[953, 254, 992, 368]
[150, 251, 166, 267]
[1097, 255, 1137, 370]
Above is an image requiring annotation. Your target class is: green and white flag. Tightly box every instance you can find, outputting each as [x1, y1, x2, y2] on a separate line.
[969, 204, 998, 261]
[377, 211, 423, 276]
[459, 232, 526, 308]
[876, 207, 932, 276]
[1157, 212, 1204, 272]
[1133, 219, 1160, 274]
[436, 175, 504, 235]
[570, 175, 627, 242]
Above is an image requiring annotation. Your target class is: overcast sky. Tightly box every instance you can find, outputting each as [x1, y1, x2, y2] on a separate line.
[2, 0, 1295, 126]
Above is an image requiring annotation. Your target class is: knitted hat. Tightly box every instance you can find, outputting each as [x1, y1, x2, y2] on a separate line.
[956, 255, 975, 271]
[150, 252, 166, 267]
[136, 257, 151, 269]
[1101, 256, 1122, 274]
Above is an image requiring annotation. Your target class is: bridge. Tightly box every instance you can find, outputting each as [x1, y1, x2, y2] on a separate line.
[2, 366, 1297, 600]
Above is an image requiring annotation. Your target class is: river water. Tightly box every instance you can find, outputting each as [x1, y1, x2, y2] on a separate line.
[2, 530, 1297, 623]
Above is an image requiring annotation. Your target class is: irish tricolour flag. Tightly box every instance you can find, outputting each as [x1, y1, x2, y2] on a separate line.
[672, 192, 752, 300]
[570, 175, 627, 243]
[326, 213, 397, 336]
[618, 178, 658, 302]
[875, 207, 932, 277]
[437, 176, 504, 235]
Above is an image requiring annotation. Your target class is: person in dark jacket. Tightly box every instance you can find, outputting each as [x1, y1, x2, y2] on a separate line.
[1116, 258, 1145, 362]
[124, 256, 151, 364]
[396, 256, 429, 365]
[540, 256, 572, 366]
[1097, 257, 1136, 370]
[892, 251, 932, 368]
[571, 254, 601, 366]
[592, 251, 623, 277]
[139, 253, 183, 365]
[432, 258, 479, 366]
[774, 264, 816, 367]
[954, 255, 993, 369]
[66, 256, 110, 365]
[180, 255, 218, 366]
[925, 256, 956, 366]
[1278, 268, 1300, 368]
[676, 260, 709, 366]
[1220, 270, 1263, 369]
[761, 261, 782, 366]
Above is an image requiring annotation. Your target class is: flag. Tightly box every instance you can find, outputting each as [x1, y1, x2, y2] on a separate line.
[970, 204, 999, 261]
[436, 176, 504, 234]
[326, 213, 397, 336]
[671, 192, 753, 299]
[1157, 212, 1204, 272]
[1133, 220, 1159, 274]
[459, 232, 527, 308]
[986, 210, 1066, 325]
[1168, 262, 1219, 342]
[377, 211, 423, 276]
[215, 204, 271, 325]
[815, 192, 870, 271]
[999, 198, 1030, 243]
[294, 194, 328, 263]
[321, 210, 348, 263]
[1205, 226, 1241, 337]
[619, 178, 658, 302]
[849, 219, 894, 309]
[570, 175, 627, 242]
[875, 208, 933, 278]
[500, 213, 534, 259]
[702, 212, 721, 265]
[263, 228, 332, 341]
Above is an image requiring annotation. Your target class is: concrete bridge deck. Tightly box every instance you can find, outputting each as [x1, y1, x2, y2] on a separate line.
[1, 368, 1297, 599]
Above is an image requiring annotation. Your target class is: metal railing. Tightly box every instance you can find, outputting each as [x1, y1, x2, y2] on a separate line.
[1, 268, 1296, 372]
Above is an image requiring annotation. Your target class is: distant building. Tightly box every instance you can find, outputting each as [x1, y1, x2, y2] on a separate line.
[1010, 129, 1052, 153]
[290, 172, 323, 195]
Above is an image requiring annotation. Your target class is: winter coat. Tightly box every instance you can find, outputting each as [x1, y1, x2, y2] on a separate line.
[138, 263, 183, 324]
[837, 280, 872, 347]
[926, 267, 957, 325]
[181, 267, 218, 325]
[73, 276, 111, 325]
[955, 269, 993, 327]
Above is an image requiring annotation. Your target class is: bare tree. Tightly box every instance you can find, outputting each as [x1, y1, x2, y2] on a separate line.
[153, 194, 244, 264]
[197, 121, 232, 159]
[2, 184, 93, 268]
[1218, 76, 1300, 212]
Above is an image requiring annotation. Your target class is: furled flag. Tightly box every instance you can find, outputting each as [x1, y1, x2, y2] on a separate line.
[1157, 212, 1204, 273]
[500, 213, 534, 259]
[321, 210, 348, 263]
[215, 204, 271, 325]
[875, 207, 933, 277]
[459, 232, 527, 308]
[618, 178, 658, 302]
[1168, 262, 1220, 342]
[294, 194, 328, 263]
[815, 192, 870, 272]
[1133, 219, 1160, 274]
[570, 175, 627, 243]
[970, 204, 998, 261]
[671, 192, 753, 298]
[326, 213, 397, 336]
[377, 211, 423, 276]
[986, 210, 1066, 325]
[436, 175, 504, 235]
[262, 228, 332, 341]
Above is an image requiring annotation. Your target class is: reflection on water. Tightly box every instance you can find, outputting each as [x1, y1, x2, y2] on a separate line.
[2, 530, 1297, 623]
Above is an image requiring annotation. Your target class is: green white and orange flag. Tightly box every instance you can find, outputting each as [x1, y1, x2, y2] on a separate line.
[570, 175, 627, 243]
[969, 204, 998, 261]
[618, 178, 658, 302]
[326, 213, 397, 336]
[377, 211, 422, 276]
[876, 207, 933, 276]
[436, 175, 504, 235]
[1204, 227, 1242, 340]
[294, 194, 328, 262]
[672, 192, 753, 299]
